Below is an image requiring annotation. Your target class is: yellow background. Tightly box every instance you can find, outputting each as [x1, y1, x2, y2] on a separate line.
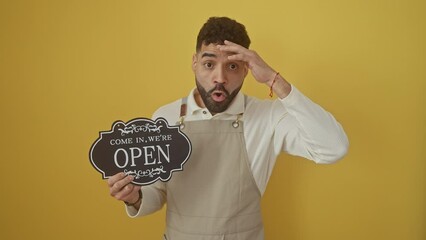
[0, 0, 424, 239]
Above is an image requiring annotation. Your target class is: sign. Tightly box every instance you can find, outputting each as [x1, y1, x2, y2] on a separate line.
[89, 117, 191, 186]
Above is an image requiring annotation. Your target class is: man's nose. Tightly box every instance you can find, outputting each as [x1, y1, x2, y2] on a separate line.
[213, 66, 227, 84]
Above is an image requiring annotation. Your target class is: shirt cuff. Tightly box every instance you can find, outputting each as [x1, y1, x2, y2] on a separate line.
[125, 186, 164, 218]
[278, 84, 301, 107]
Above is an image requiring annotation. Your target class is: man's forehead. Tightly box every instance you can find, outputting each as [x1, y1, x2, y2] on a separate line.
[199, 43, 235, 58]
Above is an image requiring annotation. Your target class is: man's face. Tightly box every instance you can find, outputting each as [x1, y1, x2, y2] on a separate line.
[192, 43, 248, 114]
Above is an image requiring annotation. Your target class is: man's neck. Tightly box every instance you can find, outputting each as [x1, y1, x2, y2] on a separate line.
[193, 88, 205, 108]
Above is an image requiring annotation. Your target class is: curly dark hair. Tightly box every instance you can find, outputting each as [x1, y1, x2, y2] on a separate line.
[196, 17, 251, 52]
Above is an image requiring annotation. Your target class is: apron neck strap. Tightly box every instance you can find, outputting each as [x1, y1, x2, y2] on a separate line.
[178, 97, 188, 129]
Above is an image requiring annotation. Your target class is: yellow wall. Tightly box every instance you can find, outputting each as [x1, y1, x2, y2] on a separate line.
[1, 0, 424, 239]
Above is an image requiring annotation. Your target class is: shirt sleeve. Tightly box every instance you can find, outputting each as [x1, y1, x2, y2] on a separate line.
[274, 86, 349, 164]
[126, 181, 167, 217]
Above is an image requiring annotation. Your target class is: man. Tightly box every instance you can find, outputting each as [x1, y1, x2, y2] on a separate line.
[107, 17, 349, 239]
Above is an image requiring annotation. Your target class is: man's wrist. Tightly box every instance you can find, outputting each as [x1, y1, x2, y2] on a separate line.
[124, 190, 142, 207]
[267, 73, 292, 99]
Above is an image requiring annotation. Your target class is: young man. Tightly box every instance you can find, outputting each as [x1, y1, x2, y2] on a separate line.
[107, 17, 349, 239]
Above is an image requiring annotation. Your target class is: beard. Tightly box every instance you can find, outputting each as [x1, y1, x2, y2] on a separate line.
[196, 79, 242, 114]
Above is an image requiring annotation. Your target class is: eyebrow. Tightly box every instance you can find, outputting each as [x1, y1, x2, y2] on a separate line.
[201, 52, 217, 58]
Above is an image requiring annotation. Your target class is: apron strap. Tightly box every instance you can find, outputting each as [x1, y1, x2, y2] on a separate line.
[178, 97, 187, 129]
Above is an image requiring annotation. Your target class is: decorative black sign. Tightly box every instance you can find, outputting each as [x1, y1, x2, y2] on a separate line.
[89, 117, 191, 186]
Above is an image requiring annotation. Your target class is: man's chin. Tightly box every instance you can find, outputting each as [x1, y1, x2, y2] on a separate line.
[205, 98, 229, 113]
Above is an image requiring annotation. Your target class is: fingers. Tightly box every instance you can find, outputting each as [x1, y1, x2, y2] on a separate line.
[108, 172, 137, 201]
[217, 40, 275, 84]
[107, 172, 126, 187]
[217, 40, 257, 63]
[223, 40, 244, 49]
[114, 183, 140, 202]
[217, 40, 248, 55]
[227, 53, 247, 62]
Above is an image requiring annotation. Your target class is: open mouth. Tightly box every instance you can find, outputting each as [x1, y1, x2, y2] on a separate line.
[211, 91, 227, 102]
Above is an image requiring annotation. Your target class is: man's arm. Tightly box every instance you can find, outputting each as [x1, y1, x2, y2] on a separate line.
[219, 40, 348, 163]
[274, 87, 349, 163]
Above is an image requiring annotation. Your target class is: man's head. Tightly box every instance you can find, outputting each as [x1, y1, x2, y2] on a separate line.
[196, 17, 251, 52]
[193, 17, 250, 114]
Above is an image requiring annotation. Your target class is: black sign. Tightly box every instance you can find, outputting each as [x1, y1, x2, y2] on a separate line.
[89, 117, 191, 185]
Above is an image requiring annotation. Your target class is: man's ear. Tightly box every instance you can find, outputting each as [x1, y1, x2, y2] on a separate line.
[192, 54, 197, 72]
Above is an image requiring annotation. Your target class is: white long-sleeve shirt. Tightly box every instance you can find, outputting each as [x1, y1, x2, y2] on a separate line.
[127, 85, 349, 217]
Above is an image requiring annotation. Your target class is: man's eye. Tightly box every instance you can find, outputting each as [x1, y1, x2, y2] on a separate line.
[229, 64, 238, 70]
[204, 62, 213, 68]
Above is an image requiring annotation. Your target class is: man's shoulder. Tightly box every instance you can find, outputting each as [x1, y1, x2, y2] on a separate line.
[244, 94, 288, 120]
[244, 94, 275, 110]
[152, 98, 182, 125]
[155, 98, 182, 113]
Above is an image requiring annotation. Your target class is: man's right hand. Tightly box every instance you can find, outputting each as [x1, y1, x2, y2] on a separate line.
[107, 172, 142, 209]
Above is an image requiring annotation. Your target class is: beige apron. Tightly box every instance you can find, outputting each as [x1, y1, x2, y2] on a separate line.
[163, 98, 264, 240]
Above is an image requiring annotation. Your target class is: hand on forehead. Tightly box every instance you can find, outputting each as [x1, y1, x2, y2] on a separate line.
[217, 40, 247, 52]
[198, 42, 243, 61]
[216, 40, 252, 62]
